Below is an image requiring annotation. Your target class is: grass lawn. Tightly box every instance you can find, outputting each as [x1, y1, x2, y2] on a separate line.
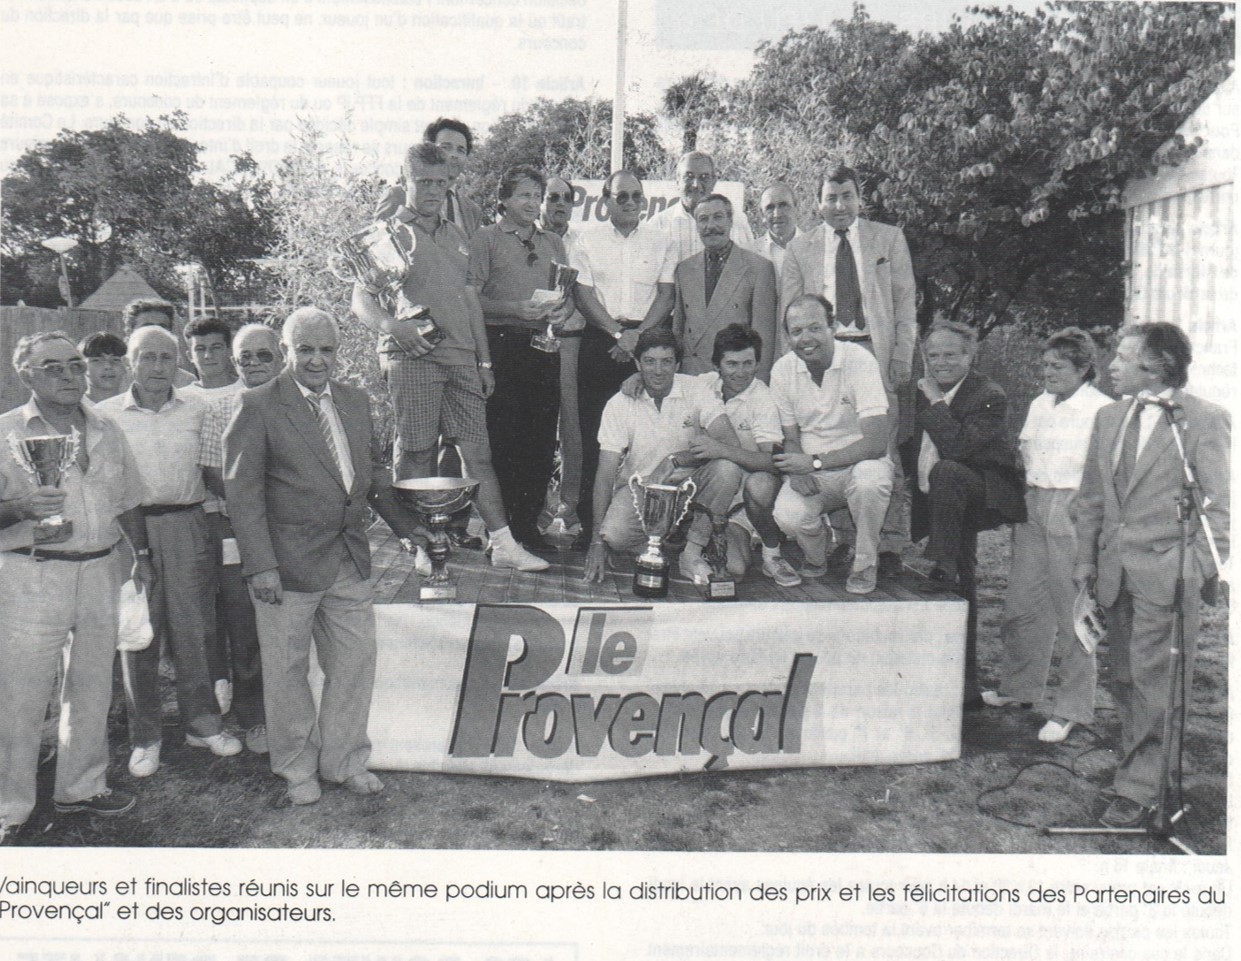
[20, 527, 1228, 855]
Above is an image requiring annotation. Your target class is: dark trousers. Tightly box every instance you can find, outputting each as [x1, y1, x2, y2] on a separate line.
[210, 513, 265, 731]
[926, 459, 986, 700]
[576, 327, 634, 536]
[485, 327, 560, 541]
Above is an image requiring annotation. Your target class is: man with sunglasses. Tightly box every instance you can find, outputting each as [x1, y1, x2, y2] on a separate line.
[648, 151, 755, 264]
[1, 332, 152, 843]
[197, 323, 284, 755]
[468, 165, 572, 549]
[570, 170, 678, 538]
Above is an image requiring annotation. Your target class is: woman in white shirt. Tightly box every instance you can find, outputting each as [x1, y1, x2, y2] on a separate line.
[983, 328, 1111, 742]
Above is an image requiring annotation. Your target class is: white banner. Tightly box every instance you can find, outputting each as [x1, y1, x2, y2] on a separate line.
[366, 600, 967, 781]
[567, 179, 747, 231]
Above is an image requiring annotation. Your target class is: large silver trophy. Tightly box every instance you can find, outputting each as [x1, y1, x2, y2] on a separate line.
[331, 211, 445, 350]
[629, 473, 697, 598]
[531, 262, 579, 353]
[392, 477, 480, 601]
[8, 431, 79, 544]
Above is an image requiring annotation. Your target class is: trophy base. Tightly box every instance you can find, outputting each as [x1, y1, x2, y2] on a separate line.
[33, 517, 73, 545]
[419, 582, 458, 602]
[531, 332, 561, 353]
[633, 561, 669, 598]
[703, 577, 737, 601]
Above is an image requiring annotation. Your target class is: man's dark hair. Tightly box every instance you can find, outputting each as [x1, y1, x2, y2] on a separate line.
[817, 164, 861, 198]
[122, 298, 175, 337]
[183, 316, 233, 345]
[712, 323, 763, 367]
[695, 193, 733, 218]
[1122, 322, 1192, 389]
[1043, 326, 1099, 382]
[634, 326, 682, 362]
[498, 164, 546, 202]
[423, 117, 473, 154]
[784, 293, 834, 329]
[601, 170, 641, 198]
[79, 331, 127, 358]
[404, 141, 448, 175]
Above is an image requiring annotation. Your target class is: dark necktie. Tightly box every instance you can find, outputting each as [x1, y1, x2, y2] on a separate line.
[445, 191, 457, 226]
[704, 245, 728, 304]
[1115, 401, 1142, 495]
[834, 229, 864, 330]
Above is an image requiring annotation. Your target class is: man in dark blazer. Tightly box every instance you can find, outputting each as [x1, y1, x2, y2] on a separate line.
[903, 321, 1025, 707]
[224, 307, 413, 806]
[1073, 323, 1229, 828]
[673, 194, 777, 382]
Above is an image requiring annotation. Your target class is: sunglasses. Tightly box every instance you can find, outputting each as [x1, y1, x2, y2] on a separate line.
[546, 192, 573, 204]
[236, 349, 276, 366]
[520, 236, 538, 266]
[610, 190, 644, 204]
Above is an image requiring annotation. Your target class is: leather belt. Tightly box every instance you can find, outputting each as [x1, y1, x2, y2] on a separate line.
[142, 501, 204, 517]
[835, 332, 871, 343]
[10, 545, 114, 562]
[555, 330, 584, 339]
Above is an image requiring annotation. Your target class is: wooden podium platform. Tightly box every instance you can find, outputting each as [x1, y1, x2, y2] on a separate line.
[367, 526, 944, 606]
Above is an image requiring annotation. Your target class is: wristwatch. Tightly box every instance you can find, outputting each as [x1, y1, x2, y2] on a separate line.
[612, 328, 625, 341]
[810, 455, 824, 471]
[478, 361, 493, 370]
[135, 548, 152, 558]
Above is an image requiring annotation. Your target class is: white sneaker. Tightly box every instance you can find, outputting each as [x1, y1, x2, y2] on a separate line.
[761, 554, 803, 588]
[214, 679, 233, 715]
[185, 731, 243, 757]
[490, 539, 550, 572]
[128, 743, 161, 778]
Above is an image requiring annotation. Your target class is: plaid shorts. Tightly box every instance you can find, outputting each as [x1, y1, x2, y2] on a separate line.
[388, 355, 488, 451]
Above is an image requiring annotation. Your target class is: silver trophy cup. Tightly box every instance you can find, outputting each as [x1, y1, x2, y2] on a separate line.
[331, 212, 445, 349]
[629, 473, 697, 598]
[392, 477, 480, 601]
[9, 431, 79, 544]
[531, 262, 579, 353]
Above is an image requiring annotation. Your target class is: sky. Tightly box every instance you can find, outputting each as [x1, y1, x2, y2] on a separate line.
[0, 0, 1051, 181]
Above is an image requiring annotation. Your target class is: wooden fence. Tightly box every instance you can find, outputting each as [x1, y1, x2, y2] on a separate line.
[0, 305, 122, 412]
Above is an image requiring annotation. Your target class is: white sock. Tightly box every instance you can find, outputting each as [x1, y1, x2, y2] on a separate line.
[489, 525, 514, 548]
[761, 545, 782, 562]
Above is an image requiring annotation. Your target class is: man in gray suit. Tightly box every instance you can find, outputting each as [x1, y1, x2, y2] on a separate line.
[224, 308, 417, 806]
[673, 194, 777, 382]
[1073, 322, 1229, 828]
[780, 165, 916, 577]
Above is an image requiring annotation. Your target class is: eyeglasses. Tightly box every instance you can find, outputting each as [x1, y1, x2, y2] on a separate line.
[25, 359, 87, 377]
[546, 192, 573, 204]
[519, 236, 538, 266]
[236, 349, 276, 366]
[610, 190, 644, 205]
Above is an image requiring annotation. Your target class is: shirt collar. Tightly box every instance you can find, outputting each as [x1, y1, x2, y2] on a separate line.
[294, 379, 334, 403]
[767, 227, 798, 248]
[498, 218, 542, 239]
[639, 376, 686, 402]
[119, 383, 183, 412]
[1051, 382, 1103, 410]
[706, 241, 733, 264]
[702, 370, 756, 404]
[831, 222, 856, 242]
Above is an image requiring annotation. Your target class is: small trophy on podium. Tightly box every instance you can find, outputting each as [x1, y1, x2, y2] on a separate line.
[629, 473, 697, 598]
[8, 431, 79, 544]
[392, 477, 480, 601]
[332, 211, 446, 350]
[530, 262, 579, 353]
[690, 503, 741, 601]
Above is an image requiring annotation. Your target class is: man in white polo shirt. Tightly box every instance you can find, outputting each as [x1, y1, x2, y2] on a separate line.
[583, 327, 745, 586]
[747, 294, 893, 595]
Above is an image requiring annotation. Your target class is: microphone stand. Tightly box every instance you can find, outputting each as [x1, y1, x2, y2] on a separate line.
[1046, 401, 1223, 854]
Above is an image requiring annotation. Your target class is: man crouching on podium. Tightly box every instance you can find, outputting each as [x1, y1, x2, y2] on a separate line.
[583, 327, 744, 585]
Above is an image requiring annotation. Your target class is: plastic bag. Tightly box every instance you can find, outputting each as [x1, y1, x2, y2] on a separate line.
[117, 579, 154, 652]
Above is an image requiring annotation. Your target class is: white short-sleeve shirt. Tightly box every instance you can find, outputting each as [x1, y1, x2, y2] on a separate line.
[569, 222, 677, 322]
[1020, 382, 1112, 489]
[598, 374, 726, 480]
[698, 371, 782, 451]
[769, 341, 888, 457]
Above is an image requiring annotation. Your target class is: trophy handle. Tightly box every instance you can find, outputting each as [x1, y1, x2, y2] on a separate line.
[672, 476, 698, 529]
[628, 474, 644, 518]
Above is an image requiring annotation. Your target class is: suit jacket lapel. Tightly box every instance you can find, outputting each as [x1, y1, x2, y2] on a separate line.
[707, 248, 745, 317]
[855, 219, 873, 305]
[686, 253, 707, 323]
[278, 372, 347, 491]
[334, 384, 370, 494]
[1128, 395, 1176, 494]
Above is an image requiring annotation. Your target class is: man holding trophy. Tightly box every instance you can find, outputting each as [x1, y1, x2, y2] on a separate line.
[351, 143, 547, 572]
[468, 164, 575, 547]
[1, 332, 152, 843]
[583, 327, 745, 593]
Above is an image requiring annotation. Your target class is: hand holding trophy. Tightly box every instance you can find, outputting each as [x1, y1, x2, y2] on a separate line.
[531, 262, 579, 353]
[8, 430, 79, 544]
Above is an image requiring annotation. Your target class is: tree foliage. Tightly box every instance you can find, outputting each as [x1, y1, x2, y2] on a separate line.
[466, 97, 669, 212]
[669, 2, 1234, 335]
[1, 112, 275, 306]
